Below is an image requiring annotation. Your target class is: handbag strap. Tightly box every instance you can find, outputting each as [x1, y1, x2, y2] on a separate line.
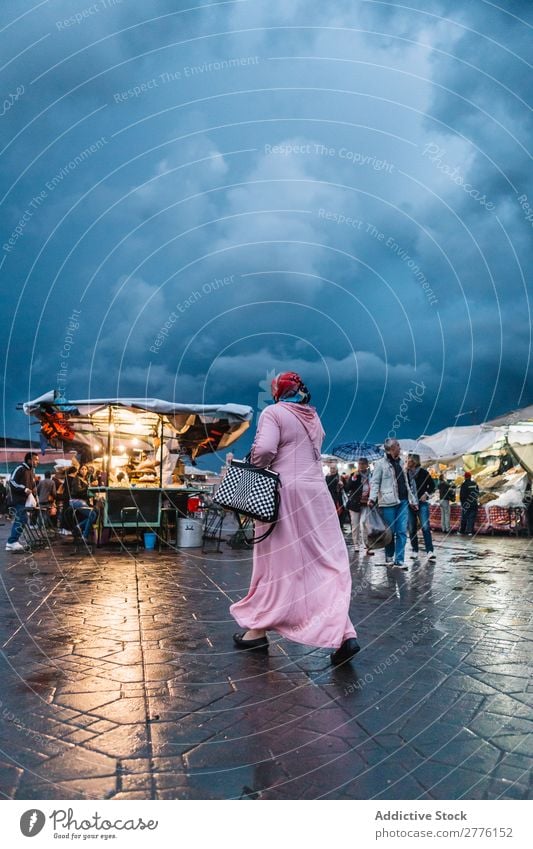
[242, 406, 317, 544]
[240, 513, 278, 545]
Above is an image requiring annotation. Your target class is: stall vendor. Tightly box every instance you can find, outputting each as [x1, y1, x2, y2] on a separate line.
[135, 437, 174, 485]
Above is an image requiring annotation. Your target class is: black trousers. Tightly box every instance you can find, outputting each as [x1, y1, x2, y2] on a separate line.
[460, 504, 477, 534]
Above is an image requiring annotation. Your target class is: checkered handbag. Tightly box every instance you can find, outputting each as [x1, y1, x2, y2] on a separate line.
[214, 460, 281, 538]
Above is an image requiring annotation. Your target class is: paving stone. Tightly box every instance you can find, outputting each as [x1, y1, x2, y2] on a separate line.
[45, 775, 119, 799]
[15, 779, 87, 800]
[118, 771, 152, 792]
[487, 779, 529, 800]
[55, 675, 121, 694]
[155, 786, 222, 800]
[342, 772, 430, 800]
[105, 666, 145, 683]
[120, 757, 152, 774]
[485, 694, 533, 719]
[89, 697, 147, 724]
[0, 760, 23, 798]
[62, 729, 99, 744]
[411, 763, 489, 799]
[488, 734, 533, 758]
[82, 725, 150, 758]
[111, 790, 152, 799]
[55, 690, 122, 712]
[31, 747, 117, 781]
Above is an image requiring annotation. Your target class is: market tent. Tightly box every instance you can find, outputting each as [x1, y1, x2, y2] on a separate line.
[397, 438, 438, 460]
[415, 425, 504, 463]
[23, 392, 253, 460]
[509, 442, 533, 476]
[484, 405, 533, 427]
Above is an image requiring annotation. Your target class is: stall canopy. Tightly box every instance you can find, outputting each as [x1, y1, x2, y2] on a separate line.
[397, 439, 438, 461]
[415, 425, 504, 463]
[405, 405, 533, 468]
[23, 391, 253, 460]
[484, 404, 533, 428]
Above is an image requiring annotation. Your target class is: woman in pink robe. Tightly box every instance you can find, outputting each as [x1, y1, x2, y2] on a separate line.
[230, 372, 360, 665]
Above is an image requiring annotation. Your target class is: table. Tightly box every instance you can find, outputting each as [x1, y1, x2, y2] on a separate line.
[88, 486, 208, 545]
[429, 503, 526, 534]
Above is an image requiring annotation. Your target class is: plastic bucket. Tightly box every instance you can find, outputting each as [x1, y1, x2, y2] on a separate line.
[187, 496, 200, 513]
[143, 532, 157, 550]
[177, 517, 203, 548]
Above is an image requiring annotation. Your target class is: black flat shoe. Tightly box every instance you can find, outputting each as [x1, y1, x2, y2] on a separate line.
[233, 632, 269, 650]
[330, 638, 361, 666]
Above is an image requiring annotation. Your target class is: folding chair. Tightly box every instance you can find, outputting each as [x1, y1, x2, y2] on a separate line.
[36, 506, 58, 543]
[159, 506, 179, 550]
[202, 505, 225, 553]
[119, 506, 141, 553]
[227, 514, 254, 549]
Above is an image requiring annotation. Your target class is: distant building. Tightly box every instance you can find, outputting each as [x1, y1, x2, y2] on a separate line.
[0, 438, 67, 472]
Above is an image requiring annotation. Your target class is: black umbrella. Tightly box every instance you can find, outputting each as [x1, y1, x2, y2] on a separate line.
[332, 441, 384, 461]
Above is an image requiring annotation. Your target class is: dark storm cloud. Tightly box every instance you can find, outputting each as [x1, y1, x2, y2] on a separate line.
[0, 0, 531, 454]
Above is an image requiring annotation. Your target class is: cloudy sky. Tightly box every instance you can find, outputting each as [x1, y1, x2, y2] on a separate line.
[1, 0, 531, 462]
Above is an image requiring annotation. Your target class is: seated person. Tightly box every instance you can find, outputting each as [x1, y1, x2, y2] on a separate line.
[62, 467, 99, 540]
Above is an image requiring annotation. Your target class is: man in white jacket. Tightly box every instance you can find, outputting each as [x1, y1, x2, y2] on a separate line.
[368, 438, 418, 568]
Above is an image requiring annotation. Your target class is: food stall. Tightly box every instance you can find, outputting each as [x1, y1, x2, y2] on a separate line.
[403, 407, 533, 534]
[23, 391, 253, 540]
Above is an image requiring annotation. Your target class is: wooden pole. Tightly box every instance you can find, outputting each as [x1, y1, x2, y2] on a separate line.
[106, 406, 113, 483]
[159, 416, 164, 487]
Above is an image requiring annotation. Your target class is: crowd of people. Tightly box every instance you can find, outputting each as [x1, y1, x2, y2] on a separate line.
[1, 440, 195, 552]
[325, 439, 481, 569]
[4, 455, 102, 551]
[3, 430, 482, 559]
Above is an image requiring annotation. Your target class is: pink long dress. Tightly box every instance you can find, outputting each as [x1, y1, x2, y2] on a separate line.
[230, 402, 357, 648]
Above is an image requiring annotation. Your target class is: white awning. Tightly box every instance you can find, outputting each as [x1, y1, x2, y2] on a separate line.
[23, 391, 253, 460]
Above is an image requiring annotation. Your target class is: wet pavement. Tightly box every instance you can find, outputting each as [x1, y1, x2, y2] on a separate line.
[0, 520, 531, 801]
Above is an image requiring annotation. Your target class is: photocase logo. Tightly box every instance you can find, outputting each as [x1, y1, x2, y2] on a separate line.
[20, 810, 46, 837]
[256, 368, 277, 420]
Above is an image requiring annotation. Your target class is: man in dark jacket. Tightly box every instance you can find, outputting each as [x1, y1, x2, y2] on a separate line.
[407, 454, 436, 560]
[325, 464, 344, 526]
[460, 471, 479, 535]
[438, 474, 455, 532]
[0, 479, 7, 518]
[6, 453, 39, 551]
[37, 471, 56, 506]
